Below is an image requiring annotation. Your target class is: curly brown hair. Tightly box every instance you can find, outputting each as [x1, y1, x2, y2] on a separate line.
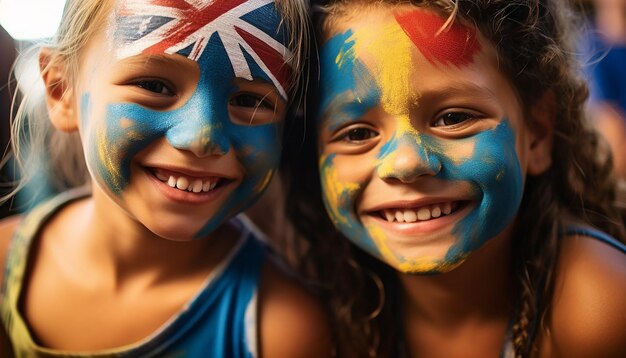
[280, 0, 626, 357]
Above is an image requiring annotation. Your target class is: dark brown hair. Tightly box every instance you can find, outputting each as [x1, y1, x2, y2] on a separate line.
[281, 0, 626, 357]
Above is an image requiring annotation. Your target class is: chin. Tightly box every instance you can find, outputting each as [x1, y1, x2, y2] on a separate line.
[381, 250, 469, 275]
[145, 221, 212, 241]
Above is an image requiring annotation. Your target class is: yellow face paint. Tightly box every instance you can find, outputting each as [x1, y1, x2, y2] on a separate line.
[318, 7, 526, 275]
[349, 21, 418, 117]
[319, 154, 361, 227]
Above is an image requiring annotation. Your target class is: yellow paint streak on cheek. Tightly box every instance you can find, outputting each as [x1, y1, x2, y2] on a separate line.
[365, 224, 400, 267]
[350, 21, 418, 116]
[253, 169, 274, 194]
[96, 122, 122, 191]
[319, 154, 360, 227]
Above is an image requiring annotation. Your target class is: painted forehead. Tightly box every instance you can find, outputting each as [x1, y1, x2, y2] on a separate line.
[392, 8, 481, 67]
[111, 0, 292, 98]
[319, 8, 482, 124]
[325, 7, 481, 70]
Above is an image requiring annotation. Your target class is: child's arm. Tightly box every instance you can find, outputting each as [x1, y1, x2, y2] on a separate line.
[546, 234, 626, 357]
[258, 260, 334, 358]
[0, 215, 21, 356]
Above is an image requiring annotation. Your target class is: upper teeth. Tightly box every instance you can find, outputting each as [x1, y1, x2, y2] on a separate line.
[382, 202, 454, 223]
[155, 171, 218, 193]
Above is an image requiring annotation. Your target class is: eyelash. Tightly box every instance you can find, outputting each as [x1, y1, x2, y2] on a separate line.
[432, 112, 480, 127]
[229, 93, 274, 110]
[335, 125, 379, 143]
[133, 79, 175, 96]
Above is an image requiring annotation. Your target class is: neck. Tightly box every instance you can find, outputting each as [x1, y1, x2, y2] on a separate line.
[398, 228, 515, 327]
[61, 186, 240, 290]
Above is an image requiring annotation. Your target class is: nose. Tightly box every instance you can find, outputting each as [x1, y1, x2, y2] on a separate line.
[166, 120, 230, 157]
[376, 135, 441, 183]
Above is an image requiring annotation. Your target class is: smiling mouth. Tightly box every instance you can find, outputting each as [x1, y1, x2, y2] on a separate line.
[150, 168, 230, 194]
[373, 201, 468, 223]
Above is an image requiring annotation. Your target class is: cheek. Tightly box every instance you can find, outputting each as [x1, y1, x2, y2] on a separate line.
[445, 121, 524, 248]
[333, 152, 376, 183]
[318, 154, 363, 227]
[82, 94, 170, 195]
[231, 124, 282, 195]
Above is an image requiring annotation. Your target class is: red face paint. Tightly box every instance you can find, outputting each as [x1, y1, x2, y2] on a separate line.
[132, 0, 248, 56]
[394, 9, 481, 67]
[236, 27, 291, 92]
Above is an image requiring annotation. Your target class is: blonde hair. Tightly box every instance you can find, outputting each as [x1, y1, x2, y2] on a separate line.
[4, 0, 311, 205]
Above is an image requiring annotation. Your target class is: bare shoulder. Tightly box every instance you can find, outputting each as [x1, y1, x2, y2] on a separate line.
[547, 233, 626, 357]
[258, 257, 334, 358]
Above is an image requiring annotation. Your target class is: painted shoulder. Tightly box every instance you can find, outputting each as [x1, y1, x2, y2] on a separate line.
[546, 233, 626, 357]
[257, 257, 334, 358]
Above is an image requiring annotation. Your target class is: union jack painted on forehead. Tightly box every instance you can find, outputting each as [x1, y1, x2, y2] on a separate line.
[114, 0, 292, 98]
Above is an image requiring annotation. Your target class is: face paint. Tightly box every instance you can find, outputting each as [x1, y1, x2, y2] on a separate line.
[113, 0, 291, 98]
[81, 0, 290, 238]
[394, 9, 481, 68]
[318, 8, 524, 273]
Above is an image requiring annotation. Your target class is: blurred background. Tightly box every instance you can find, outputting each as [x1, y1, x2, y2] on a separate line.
[0, 0, 624, 223]
[1, 0, 68, 218]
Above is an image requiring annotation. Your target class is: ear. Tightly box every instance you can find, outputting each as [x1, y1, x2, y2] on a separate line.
[526, 90, 555, 176]
[39, 47, 78, 132]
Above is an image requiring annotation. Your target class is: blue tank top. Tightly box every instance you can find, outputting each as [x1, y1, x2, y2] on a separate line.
[0, 189, 265, 357]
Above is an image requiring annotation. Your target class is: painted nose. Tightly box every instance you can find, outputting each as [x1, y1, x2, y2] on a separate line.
[165, 117, 230, 158]
[377, 137, 441, 183]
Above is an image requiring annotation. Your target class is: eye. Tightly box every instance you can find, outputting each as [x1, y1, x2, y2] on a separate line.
[134, 79, 174, 96]
[334, 126, 379, 143]
[229, 94, 274, 110]
[432, 112, 478, 127]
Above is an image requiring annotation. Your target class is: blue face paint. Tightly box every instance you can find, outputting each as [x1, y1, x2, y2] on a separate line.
[318, 30, 380, 132]
[82, 1, 287, 238]
[318, 29, 524, 273]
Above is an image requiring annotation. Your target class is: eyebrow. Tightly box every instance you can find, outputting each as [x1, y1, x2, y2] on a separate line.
[425, 81, 499, 101]
[319, 80, 500, 124]
[320, 89, 379, 126]
[117, 54, 186, 68]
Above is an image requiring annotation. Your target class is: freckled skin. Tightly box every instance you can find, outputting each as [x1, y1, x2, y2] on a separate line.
[317, 8, 528, 273]
[80, 1, 289, 239]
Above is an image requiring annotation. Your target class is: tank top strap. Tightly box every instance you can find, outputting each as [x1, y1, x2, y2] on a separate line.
[562, 226, 626, 254]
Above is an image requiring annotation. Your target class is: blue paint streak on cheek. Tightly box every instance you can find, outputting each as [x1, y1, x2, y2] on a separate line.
[194, 120, 281, 238]
[439, 120, 524, 262]
[319, 154, 379, 255]
[92, 99, 179, 195]
[318, 31, 380, 131]
[81, 93, 165, 195]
